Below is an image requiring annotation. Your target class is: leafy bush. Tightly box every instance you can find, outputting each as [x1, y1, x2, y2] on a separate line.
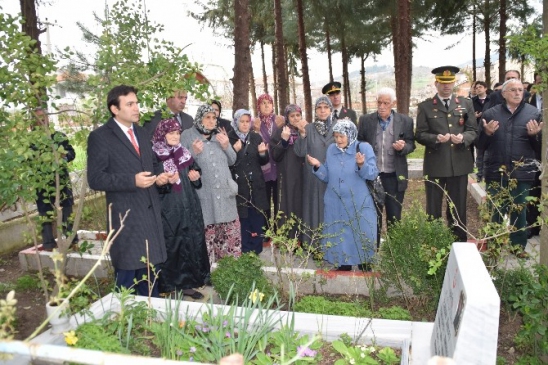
[377, 201, 455, 310]
[492, 267, 535, 311]
[509, 265, 548, 362]
[211, 253, 275, 304]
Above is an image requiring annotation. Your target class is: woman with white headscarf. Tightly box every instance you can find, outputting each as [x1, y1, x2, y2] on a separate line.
[307, 119, 378, 271]
[228, 109, 270, 254]
[294, 96, 335, 246]
[180, 104, 241, 264]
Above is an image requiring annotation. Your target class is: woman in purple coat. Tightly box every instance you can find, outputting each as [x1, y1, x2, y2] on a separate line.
[253, 94, 283, 232]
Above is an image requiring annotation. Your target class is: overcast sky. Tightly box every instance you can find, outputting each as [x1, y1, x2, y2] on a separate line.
[2, 0, 543, 84]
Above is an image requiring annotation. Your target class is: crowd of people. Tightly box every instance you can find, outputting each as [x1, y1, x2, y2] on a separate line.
[79, 64, 543, 298]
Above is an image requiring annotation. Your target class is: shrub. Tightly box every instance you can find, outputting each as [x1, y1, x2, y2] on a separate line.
[492, 266, 535, 311]
[509, 264, 548, 362]
[377, 201, 455, 310]
[211, 253, 275, 305]
[293, 296, 372, 317]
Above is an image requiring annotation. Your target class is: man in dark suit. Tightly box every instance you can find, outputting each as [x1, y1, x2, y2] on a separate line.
[87, 85, 174, 297]
[471, 81, 490, 182]
[32, 108, 78, 251]
[322, 81, 358, 124]
[483, 70, 529, 112]
[357, 87, 415, 247]
[415, 66, 477, 241]
[143, 90, 194, 138]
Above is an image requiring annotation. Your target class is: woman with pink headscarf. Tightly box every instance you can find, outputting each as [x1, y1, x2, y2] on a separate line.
[152, 118, 210, 299]
[253, 94, 284, 231]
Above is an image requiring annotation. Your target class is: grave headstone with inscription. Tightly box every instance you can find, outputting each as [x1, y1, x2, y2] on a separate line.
[430, 242, 499, 364]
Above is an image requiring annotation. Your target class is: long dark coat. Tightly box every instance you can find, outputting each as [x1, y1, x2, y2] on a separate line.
[228, 131, 269, 218]
[270, 126, 305, 229]
[87, 118, 166, 270]
[293, 121, 335, 245]
[157, 161, 210, 292]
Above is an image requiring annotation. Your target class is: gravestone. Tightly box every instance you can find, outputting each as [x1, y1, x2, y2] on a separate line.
[430, 242, 500, 364]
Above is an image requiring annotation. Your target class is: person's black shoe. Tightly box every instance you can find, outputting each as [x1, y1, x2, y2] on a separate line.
[330, 265, 352, 271]
[358, 263, 372, 272]
[183, 289, 204, 300]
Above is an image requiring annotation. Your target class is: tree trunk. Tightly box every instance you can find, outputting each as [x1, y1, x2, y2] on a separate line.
[325, 18, 334, 83]
[539, 0, 548, 266]
[472, 7, 477, 82]
[19, 0, 46, 106]
[19, 0, 42, 54]
[341, 34, 352, 109]
[360, 54, 367, 114]
[296, 0, 312, 121]
[233, 0, 251, 111]
[272, 45, 279, 114]
[498, 0, 507, 82]
[483, 0, 492, 88]
[392, 0, 412, 114]
[274, 0, 288, 110]
[249, 66, 257, 113]
[261, 41, 269, 94]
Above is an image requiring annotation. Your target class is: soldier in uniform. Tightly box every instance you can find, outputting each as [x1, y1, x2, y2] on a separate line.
[415, 66, 477, 241]
[322, 81, 358, 124]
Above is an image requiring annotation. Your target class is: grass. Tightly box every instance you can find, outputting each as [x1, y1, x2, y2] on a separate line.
[0, 274, 41, 294]
[71, 144, 87, 172]
[408, 143, 425, 159]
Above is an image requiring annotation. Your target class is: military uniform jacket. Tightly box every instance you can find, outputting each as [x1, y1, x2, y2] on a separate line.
[337, 107, 358, 124]
[415, 95, 477, 178]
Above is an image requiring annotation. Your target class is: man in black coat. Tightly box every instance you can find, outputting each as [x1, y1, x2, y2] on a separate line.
[32, 109, 78, 251]
[322, 81, 358, 124]
[87, 85, 174, 296]
[357, 87, 415, 247]
[471, 81, 490, 182]
[143, 90, 194, 138]
[477, 79, 543, 253]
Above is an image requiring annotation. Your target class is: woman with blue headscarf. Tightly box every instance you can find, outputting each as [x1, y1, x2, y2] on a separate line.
[307, 119, 378, 271]
[294, 96, 335, 246]
[228, 109, 270, 254]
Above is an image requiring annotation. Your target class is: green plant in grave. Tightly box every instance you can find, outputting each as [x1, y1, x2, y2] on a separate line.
[377, 201, 455, 311]
[331, 340, 400, 365]
[509, 264, 548, 363]
[211, 253, 275, 305]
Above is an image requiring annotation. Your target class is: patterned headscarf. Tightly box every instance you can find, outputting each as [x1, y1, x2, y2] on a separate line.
[332, 119, 357, 152]
[152, 118, 194, 192]
[257, 94, 275, 136]
[313, 96, 333, 136]
[283, 104, 302, 146]
[232, 109, 253, 141]
[194, 104, 218, 135]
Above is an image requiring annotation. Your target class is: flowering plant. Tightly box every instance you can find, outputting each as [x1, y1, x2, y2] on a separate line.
[331, 340, 399, 365]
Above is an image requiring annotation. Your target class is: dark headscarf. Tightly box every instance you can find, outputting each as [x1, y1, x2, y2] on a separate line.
[152, 118, 193, 192]
[283, 104, 302, 146]
[313, 96, 333, 136]
[194, 104, 218, 135]
[257, 94, 275, 136]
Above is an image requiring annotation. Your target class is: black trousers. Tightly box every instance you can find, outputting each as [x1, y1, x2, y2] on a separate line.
[375, 172, 405, 247]
[425, 175, 468, 241]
